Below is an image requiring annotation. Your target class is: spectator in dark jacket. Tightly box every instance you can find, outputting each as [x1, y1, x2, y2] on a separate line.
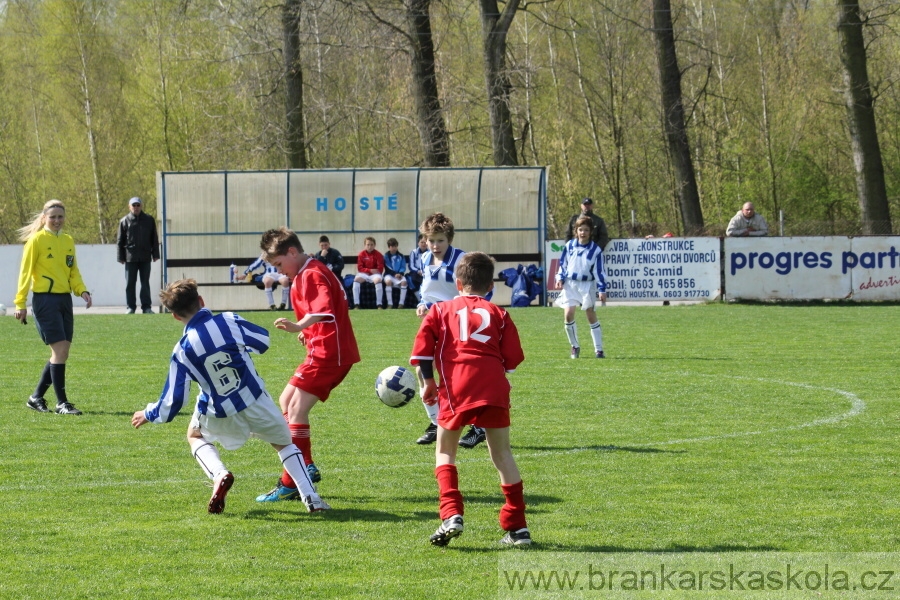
[117, 197, 160, 314]
[565, 198, 610, 250]
[315, 235, 344, 278]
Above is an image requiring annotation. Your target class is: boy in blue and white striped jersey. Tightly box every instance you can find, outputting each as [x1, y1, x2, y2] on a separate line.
[131, 279, 328, 514]
[555, 216, 608, 359]
[245, 252, 291, 310]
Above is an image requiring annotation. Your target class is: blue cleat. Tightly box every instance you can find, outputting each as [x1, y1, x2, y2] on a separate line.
[256, 482, 300, 502]
[306, 462, 321, 483]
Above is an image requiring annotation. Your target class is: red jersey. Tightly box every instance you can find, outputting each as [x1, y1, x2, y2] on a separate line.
[291, 257, 361, 367]
[410, 295, 524, 416]
[356, 249, 384, 275]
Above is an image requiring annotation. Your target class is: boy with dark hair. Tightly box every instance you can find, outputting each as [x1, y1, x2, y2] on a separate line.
[352, 236, 385, 309]
[412, 213, 484, 449]
[315, 235, 344, 278]
[410, 252, 531, 546]
[383, 237, 409, 308]
[254, 227, 360, 501]
[131, 278, 328, 513]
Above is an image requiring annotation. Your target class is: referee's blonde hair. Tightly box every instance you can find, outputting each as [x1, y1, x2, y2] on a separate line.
[18, 199, 65, 241]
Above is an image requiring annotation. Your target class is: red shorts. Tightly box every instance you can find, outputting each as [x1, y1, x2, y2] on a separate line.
[289, 362, 354, 401]
[438, 404, 510, 430]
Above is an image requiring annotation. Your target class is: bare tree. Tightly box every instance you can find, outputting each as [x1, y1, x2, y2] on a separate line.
[837, 0, 892, 234]
[479, 0, 521, 166]
[651, 0, 704, 234]
[284, 0, 308, 168]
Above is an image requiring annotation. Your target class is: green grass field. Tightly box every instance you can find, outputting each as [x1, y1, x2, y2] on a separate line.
[0, 304, 897, 599]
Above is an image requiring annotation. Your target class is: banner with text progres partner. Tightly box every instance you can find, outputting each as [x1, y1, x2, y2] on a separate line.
[544, 238, 721, 304]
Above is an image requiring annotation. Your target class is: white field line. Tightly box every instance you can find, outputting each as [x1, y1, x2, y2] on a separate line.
[0, 378, 866, 491]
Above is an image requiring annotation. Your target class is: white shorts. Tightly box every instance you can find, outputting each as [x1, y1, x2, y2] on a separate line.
[189, 397, 290, 450]
[384, 274, 406, 286]
[355, 272, 382, 283]
[554, 280, 598, 311]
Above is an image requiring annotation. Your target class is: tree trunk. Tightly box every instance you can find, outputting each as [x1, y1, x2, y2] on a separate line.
[283, 0, 307, 169]
[405, 0, 450, 167]
[651, 0, 704, 235]
[76, 24, 107, 243]
[837, 0, 892, 234]
[479, 0, 520, 166]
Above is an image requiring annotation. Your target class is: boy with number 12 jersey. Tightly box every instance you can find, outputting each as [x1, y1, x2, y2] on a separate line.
[410, 252, 531, 546]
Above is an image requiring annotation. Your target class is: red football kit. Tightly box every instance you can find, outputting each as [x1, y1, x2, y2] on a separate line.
[290, 257, 361, 369]
[411, 295, 524, 420]
[356, 249, 384, 275]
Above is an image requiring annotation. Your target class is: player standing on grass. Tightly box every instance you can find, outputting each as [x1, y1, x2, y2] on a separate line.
[555, 215, 607, 359]
[410, 252, 531, 546]
[255, 227, 360, 502]
[412, 213, 485, 449]
[131, 279, 328, 514]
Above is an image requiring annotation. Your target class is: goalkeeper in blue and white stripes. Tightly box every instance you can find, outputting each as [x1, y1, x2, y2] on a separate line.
[554, 215, 607, 359]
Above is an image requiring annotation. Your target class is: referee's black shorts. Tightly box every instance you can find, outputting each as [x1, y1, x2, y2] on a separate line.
[32, 293, 74, 345]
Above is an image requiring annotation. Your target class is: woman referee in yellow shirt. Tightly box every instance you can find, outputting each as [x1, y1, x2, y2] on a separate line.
[15, 199, 92, 415]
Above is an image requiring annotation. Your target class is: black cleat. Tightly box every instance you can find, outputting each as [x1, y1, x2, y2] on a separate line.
[570, 346, 580, 359]
[278, 303, 286, 310]
[27, 396, 49, 413]
[55, 402, 82, 415]
[416, 423, 437, 445]
[430, 515, 463, 547]
[596, 350, 605, 359]
[500, 528, 532, 546]
[208, 472, 234, 514]
[458, 426, 485, 449]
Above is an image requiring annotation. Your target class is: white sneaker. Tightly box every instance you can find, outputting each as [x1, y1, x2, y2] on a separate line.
[303, 494, 331, 513]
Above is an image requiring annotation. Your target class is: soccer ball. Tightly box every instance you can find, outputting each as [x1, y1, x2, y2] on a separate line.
[0, 304, 6, 316]
[375, 366, 417, 408]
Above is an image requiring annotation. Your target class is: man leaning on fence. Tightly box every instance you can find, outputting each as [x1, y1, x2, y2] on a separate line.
[726, 202, 768, 237]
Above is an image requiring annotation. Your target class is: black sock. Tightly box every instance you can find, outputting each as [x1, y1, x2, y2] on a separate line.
[33, 361, 52, 399]
[50, 363, 68, 405]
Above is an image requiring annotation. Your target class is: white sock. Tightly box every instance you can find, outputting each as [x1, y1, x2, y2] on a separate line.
[423, 398, 438, 425]
[278, 444, 318, 498]
[590, 321, 603, 352]
[190, 438, 227, 481]
[399, 286, 407, 306]
[281, 287, 290, 305]
[565, 321, 579, 347]
[352, 281, 361, 305]
[265, 288, 275, 306]
[375, 283, 383, 306]
[385, 284, 393, 306]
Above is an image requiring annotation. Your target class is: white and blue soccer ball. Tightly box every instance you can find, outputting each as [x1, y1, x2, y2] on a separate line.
[0, 304, 6, 316]
[375, 365, 417, 408]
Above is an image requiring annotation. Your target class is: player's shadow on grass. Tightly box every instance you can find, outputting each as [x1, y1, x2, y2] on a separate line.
[517, 444, 685, 454]
[242, 507, 413, 522]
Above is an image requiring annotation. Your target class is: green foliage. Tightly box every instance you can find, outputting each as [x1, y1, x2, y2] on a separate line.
[0, 304, 897, 599]
[0, 0, 898, 241]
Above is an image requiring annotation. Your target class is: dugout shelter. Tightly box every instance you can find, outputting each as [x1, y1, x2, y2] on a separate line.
[157, 167, 547, 310]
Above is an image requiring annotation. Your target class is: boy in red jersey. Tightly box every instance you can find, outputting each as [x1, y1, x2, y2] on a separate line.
[255, 227, 361, 502]
[410, 252, 532, 546]
[352, 236, 385, 309]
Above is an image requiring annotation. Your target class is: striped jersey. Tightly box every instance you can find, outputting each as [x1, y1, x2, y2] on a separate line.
[418, 246, 466, 308]
[409, 246, 426, 273]
[245, 253, 278, 276]
[144, 309, 272, 423]
[555, 239, 607, 292]
[383, 250, 407, 276]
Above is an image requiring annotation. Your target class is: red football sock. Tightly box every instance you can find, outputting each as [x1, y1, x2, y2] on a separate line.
[279, 423, 312, 488]
[290, 423, 313, 464]
[435, 464, 464, 520]
[499, 480, 527, 531]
